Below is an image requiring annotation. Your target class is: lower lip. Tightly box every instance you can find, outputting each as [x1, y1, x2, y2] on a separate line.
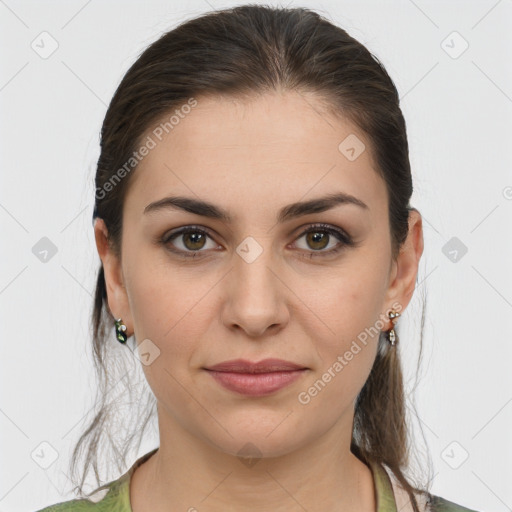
[205, 369, 307, 396]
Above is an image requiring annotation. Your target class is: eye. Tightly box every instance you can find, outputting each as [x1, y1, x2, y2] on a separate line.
[292, 223, 354, 258]
[161, 223, 355, 259]
[162, 226, 219, 257]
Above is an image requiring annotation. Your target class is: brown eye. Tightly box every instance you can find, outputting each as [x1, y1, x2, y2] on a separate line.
[305, 231, 330, 251]
[293, 224, 354, 258]
[162, 226, 218, 257]
[182, 232, 207, 250]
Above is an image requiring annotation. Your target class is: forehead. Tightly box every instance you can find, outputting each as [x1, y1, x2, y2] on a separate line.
[124, 91, 387, 223]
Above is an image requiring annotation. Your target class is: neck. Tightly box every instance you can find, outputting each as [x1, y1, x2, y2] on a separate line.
[130, 406, 376, 512]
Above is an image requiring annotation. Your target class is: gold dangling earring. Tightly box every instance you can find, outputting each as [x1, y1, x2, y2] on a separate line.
[114, 318, 128, 344]
[387, 309, 400, 346]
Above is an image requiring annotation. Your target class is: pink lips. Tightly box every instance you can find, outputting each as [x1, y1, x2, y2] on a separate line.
[204, 358, 308, 396]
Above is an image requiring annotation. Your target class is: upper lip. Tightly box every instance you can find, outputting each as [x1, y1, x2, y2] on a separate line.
[205, 358, 307, 373]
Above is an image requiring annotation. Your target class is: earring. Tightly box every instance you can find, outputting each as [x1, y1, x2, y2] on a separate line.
[387, 309, 400, 346]
[114, 318, 128, 344]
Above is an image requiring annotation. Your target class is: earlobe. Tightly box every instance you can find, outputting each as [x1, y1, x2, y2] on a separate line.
[93, 218, 131, 333]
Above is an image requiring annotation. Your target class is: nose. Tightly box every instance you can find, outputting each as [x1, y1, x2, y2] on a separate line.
[221, 241, 289, 338]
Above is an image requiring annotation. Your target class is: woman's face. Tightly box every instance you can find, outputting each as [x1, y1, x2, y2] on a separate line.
[95, 90, 422, 459]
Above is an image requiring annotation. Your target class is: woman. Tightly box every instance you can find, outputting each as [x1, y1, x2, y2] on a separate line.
[35, 5, 479, 512]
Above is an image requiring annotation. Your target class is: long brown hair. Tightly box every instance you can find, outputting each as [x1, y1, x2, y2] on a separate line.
[70, 5, 431, 509]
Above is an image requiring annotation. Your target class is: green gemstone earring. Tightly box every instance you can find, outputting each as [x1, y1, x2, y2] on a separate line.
[387, 309, 400, 346]
[114, 318, 128, 344]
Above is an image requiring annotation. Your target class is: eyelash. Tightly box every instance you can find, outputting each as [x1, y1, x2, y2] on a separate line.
[160, 223, 355, 260]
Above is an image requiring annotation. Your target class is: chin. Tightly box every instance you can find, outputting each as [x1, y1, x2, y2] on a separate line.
[200, 418, 313, 461]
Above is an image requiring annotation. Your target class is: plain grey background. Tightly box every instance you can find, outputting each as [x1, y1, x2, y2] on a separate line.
[1, 1, 511, 511]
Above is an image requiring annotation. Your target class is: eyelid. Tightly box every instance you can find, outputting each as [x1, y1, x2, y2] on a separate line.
[161, 223, 354, 258]
[290, 223, 354, 255]
[162, 225, 221, 253]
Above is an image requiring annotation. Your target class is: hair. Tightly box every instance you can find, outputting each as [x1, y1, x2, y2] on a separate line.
[70, 4, 431, 510]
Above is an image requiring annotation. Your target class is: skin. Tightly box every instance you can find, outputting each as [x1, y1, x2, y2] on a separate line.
[94, 90, 423, 512]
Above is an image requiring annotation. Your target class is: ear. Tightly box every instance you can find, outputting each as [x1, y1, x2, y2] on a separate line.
[94, 218, 132, 336]
[384, 208, 424, 322]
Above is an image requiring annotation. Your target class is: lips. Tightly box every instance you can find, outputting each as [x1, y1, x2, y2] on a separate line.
[205, 358, 307, 373]
[204, 358, 308, 396]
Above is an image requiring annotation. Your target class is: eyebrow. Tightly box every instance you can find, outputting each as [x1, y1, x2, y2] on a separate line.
[143, 192, 369, 223]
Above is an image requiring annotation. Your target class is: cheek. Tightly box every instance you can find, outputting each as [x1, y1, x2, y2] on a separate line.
[339, 245, 390, 324]
[307, 256, 388, 346]
[297, 278, 383, 418]
[300, 251, 388, 388]
[123, 248, 206, 355]
[123, 255, 218, 404]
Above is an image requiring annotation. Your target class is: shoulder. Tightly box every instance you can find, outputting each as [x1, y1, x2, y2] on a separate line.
[33, 498, 100, 512]
[32, 476, 129, 512]
[427, 494, 481, 512]
[379, 462, 481, 512]
[33, 448, 157, 512]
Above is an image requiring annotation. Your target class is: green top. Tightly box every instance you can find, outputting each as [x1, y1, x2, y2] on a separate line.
[34, 448, 479, 512]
